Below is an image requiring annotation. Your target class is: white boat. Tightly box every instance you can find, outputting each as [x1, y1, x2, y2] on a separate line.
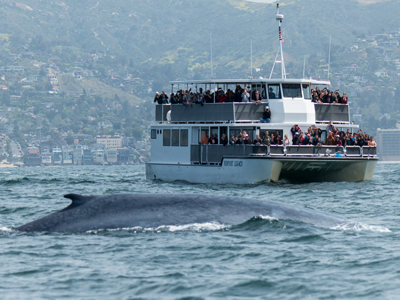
[145, 3, 377, 183]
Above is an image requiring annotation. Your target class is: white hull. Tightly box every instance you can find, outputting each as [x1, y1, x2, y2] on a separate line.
[146, 157, 377, 184]
[146, 158, 282, 184]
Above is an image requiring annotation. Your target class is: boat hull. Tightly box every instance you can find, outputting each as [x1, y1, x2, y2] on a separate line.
[146, 158, 282, 184]
[277, 157, 378, 182]
[146, 157, 378, 184]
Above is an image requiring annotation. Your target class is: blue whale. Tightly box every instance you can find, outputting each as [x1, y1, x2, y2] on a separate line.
[16, 193, 346, 232]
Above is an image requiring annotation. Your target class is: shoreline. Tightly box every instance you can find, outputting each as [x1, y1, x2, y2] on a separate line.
[0, 163, 17, 168]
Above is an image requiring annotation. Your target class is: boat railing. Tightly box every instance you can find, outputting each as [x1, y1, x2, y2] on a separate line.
[190, 144, 376, 164]
[155, 103, 350, 123]
[314, 104, 350, 123]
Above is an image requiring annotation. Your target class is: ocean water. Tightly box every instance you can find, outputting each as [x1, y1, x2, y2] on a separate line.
[0, 164, 399, 299]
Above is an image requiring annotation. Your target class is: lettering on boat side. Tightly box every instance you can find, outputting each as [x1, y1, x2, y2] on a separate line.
[224, 160, 243, 167]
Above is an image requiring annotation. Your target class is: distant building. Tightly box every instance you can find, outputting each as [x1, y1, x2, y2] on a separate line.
[73, 145, 83, 165]
[83, 149, 93, 165]
[47, 73, 58, 85]
[25, 147, 41, 166]
[376, 129, 400, 161]
[106, 148, 118, 164]
[96, 137, 122, 148]
[98, 121, 113, 129]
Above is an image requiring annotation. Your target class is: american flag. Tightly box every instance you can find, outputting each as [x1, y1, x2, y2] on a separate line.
[279, 26, 285, 43]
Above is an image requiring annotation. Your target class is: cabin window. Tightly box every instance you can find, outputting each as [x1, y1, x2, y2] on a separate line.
[151, 129, 157, 139]
[180, 129, 188, 147]
[251, 84, 266, 99]
[172, 129, 179, 146]
[302, 84, 311, 99]
[163, 129, 171, 146]
[282, 84, 302, 98]
[268, 84, 281, 99]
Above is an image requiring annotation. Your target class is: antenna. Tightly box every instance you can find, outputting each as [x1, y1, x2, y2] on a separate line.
[210, 32, 213, 80]
[250, 37, 253, 79]
[269, 2, 286, 79]
[328, 35, 331, 80]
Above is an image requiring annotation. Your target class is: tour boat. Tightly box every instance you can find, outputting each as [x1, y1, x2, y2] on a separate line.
[145, 3, 378, 183]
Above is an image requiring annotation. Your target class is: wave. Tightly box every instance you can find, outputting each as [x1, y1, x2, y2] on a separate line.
[331, 222, 391, 233]
[0, 225, 14, 234]
[85, 222, 231, 234]
[0, 178, 63, 186]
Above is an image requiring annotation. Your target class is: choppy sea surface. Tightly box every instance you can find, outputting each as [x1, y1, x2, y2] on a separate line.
[0, 163, 399, 299]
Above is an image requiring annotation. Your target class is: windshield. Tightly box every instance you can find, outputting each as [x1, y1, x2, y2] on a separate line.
[282, 84, 302, 98]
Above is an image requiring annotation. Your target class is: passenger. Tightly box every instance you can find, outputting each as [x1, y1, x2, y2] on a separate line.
[244, 134, 251, 145]
[234, 85, 242, 102]
[270, 134, 275, 145]
[262, 131, 271, 146]
[273, 131, 281, 145]
[290, 124, 302, 136]
[292, 132, 300, 145]
[204, 90, 213, 103]
[194, 93, 204, 106]
[252, 91, 262, 104]
[160, 91, 169, 104]
[209, 133, 218, 144]
[170, 93, 176, 104]
[283, 134, 290, 146]
[226, 89, 235, 102]
[313, 136, 323, 146]
[242, 87, 250, 102]
[260, 106, 271, 123]
[325, 132, 335, 145]
[302, 133, 311, 145]
[268, 87, 276, 99]
[326, 121, 334, 133]
[154, 92, 162, 104]
[200, 131, 209, 144]
[368, 136, 377, 147]
[334, 135, 342, 146]
[230, 134, 236, 145]
[182, 90, 191, 105]
[236, 132, 244, 145]
[341, 92, 348, 104]
[253, 134, 262, 145]
[322, 90, 330, 103]
[221, 134, 228, 147]
[299, 132, 305, 144]
[217, 90, 227, 103]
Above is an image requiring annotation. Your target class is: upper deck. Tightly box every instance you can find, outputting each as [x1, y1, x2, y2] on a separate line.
[156, 78, 350, 125]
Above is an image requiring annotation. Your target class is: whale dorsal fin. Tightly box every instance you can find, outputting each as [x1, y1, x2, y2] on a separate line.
[63, 194, 94, 211]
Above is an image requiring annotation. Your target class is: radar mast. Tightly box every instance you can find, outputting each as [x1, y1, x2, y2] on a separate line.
[269, 2, 286, 80]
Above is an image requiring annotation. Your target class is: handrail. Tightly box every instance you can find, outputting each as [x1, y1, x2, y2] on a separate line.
[190, 144, 377, 164]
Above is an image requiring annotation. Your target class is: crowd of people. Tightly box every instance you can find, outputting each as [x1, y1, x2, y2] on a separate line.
[311, 87, 348, 104]
[199, 122, 377, 148]
[154, 86, 349, 105]
[288, 122, 376, 147]
[154, 85, 272, 105]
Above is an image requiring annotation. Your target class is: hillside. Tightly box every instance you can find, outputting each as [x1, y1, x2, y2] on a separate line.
[1, 0, 400, 160]
[1, 0, 400, 77]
